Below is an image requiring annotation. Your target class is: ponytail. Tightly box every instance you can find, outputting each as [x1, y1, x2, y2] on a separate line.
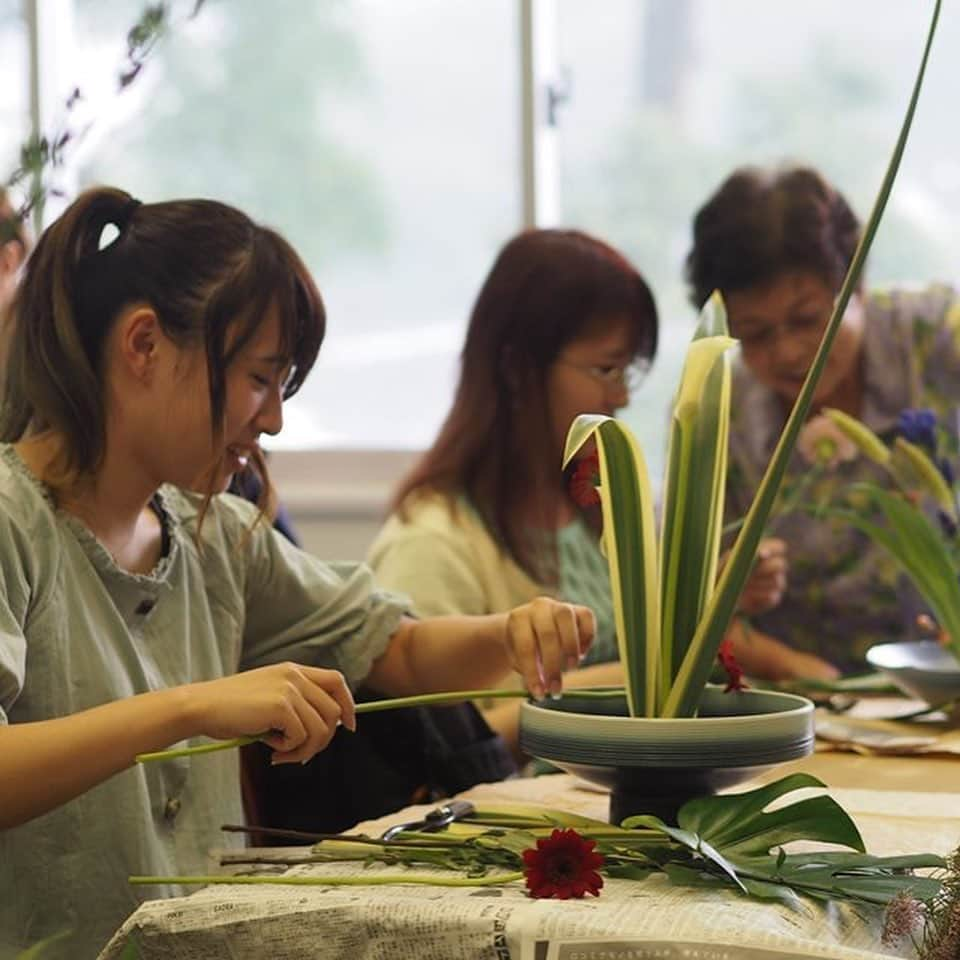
[1, 188, 143, 483]
[0, 186, 325, 511]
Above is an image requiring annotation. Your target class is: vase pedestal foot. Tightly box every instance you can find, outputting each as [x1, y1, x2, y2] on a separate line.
[607, 766, 768, 825]
[609, 786, 685, 825]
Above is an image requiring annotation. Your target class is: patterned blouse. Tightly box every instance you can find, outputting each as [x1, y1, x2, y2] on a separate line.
[724, 285, 960, 672]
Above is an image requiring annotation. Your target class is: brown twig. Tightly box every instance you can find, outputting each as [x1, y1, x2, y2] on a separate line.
[221, 823, 463, 849]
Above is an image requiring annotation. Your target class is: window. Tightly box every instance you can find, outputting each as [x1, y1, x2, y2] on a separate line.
[6, 1, 959, 490]
[71, 0, 519, 451]
[0, 0, 28, 182]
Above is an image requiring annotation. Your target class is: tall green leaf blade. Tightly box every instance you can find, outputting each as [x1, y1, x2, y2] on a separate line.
[662, 343, 733, 688]
[658, 315, 734, 697]
[662, 0, 942, 718]
[562, 413, 607, 472]
[832, 484, 960, 658]
[564, 414, 659, 715]
[694, 290, 731, 340]
[657, 413, 686, 694]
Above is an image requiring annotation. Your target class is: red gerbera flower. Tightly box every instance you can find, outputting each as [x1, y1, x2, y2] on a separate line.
[718, 636, 747, 693]
[569, 451, 601, 507]
[521, 828, 604, 899]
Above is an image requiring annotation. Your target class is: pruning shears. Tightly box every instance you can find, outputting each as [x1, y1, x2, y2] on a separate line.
[380, 800, 476, 841]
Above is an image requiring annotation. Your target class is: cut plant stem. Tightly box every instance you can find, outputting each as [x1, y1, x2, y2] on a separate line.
[130, 872, 524, 889]
[135, 686, 627, 763]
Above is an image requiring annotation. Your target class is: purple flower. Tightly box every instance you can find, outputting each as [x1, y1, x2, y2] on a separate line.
[898, 408, 938, 452]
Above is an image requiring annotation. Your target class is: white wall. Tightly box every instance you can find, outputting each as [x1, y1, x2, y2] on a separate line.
[269, 448, 419, 561]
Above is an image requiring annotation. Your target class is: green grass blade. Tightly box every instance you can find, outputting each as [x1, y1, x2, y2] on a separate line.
[663, 0, 941, 718]
[833, 484, 960, 658]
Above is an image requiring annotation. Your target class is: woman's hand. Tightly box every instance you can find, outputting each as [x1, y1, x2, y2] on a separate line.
[505, 596, 596, 700]
[780, 649, 841, 682]
[729, 621, 839, 683]
[185, 663, 356, 765]
[735, 537, 788, 616]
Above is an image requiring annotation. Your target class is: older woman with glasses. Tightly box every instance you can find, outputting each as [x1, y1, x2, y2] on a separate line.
[369, 228, 787, 755]
[687, 164, 960, 675]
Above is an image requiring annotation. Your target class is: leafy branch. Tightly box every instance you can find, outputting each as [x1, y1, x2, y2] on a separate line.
[1, 1, 206, 238]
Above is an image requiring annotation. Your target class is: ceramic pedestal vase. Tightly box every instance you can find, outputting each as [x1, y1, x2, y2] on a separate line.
[519, 685, 814, 824]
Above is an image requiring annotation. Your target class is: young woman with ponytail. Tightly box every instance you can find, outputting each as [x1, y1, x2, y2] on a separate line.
[0, 187, 593, 957]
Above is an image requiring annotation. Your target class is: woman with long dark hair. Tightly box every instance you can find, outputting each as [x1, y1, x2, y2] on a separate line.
[370, 228, 790, 751]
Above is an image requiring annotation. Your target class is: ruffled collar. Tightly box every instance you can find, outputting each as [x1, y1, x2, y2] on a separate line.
[1, 444, 181, 589]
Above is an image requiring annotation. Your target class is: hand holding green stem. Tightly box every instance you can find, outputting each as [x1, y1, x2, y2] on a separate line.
[135, 686, 626, 764]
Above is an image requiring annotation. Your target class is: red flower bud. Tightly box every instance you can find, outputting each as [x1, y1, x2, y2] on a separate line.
[569, 452, 601, 507]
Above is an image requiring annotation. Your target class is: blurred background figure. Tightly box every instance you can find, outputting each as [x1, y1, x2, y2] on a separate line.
[687, 163, 960, 675]
[370, 227, 790, 756]
[0, 190, 29, 387]
[0, 190, 27, 307]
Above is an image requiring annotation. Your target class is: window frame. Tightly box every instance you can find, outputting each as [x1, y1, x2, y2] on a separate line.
[20, 0, 561, 518]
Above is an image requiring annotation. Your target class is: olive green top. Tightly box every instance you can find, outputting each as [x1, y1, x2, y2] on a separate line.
[0, 445, 409, 958]
[368, 492, 616, 666]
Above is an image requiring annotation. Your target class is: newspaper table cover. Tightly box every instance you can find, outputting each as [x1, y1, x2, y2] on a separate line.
[101, 860, 928, 960]
[99, 774, 960, 960]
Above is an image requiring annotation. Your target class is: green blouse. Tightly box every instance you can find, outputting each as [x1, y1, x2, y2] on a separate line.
[0, 445, 409, 958]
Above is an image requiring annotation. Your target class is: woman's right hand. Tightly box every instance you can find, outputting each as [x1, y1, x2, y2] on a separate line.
[780, 649, 841, 682]
[734, 538, 788, 617]
[185, 663, 356, 764]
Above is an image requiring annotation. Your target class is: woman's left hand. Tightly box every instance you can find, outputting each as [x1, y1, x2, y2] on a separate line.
[505, 597, 596, 700]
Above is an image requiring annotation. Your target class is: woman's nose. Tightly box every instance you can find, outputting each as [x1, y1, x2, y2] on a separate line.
[256, 387, 284, 436]
[608, 382, 630, 411]
[772, 331, 810, 370]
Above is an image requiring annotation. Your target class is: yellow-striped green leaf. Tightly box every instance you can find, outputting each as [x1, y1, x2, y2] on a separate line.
[564, 415, 659, 715]
[834, 483, 960, 661]
[891, 436, 957, 516]
[659, 295, 734, 695]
